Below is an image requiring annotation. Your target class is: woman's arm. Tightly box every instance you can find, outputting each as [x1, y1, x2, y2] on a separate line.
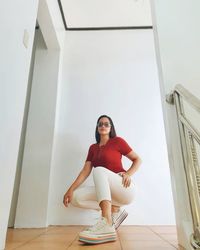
[126, 150, 142, 176]
[121, 150, 142, 188]
[63, 161, 92, 207]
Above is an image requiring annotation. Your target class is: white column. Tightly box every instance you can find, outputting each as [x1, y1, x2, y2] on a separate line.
[0, 1, 39, 249]
[14, 28, 60, 227]
[151, 1, 200, 249]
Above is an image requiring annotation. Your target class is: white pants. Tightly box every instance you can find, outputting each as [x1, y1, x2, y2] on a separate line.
[71, 166, 135, 210]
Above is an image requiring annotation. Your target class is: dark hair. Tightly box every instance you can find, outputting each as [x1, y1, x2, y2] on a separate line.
[95, 115, 117, 143]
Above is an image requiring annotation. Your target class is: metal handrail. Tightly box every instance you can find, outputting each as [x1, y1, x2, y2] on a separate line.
[173, 84, 200, 112]
[166, 84, 200, 249]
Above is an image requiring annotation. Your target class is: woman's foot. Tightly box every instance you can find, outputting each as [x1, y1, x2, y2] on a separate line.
[112, 209, 128, 229]
[79, 217, 116, 244]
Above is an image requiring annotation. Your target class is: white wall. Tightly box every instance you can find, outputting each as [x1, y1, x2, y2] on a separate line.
[62, 0, 152, 27]
[0, 1, 39, 249]
[14, 29, 60, 228]
[8, 21, 38, 228]
[151, 0, 200, 249]
[37, 0, 64, 49]
[12, 0, 65, 228]
[47, 30, 176, 225]
[45, 0, 65, 48]
[0, 1, 65, 248]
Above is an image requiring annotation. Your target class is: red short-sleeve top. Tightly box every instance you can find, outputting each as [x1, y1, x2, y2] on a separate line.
[86, 136, 132, 173]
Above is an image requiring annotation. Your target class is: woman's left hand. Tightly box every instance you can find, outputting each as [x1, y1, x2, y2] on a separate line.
[120, 172, 131, 188]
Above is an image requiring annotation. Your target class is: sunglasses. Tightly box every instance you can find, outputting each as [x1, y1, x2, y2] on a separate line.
[97, 122, 111, 128]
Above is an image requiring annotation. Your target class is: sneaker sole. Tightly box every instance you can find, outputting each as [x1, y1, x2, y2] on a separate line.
[79, 235, 117, 244]
[114, 210, 128, 229]
[79, 231, 116, 237]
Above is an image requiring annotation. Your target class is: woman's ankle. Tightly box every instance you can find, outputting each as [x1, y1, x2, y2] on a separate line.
[111, 205, 120, 214]
[104, 216, 113, 226]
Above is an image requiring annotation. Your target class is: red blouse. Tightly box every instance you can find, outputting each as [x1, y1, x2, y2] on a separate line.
[85, 136, 132, 173]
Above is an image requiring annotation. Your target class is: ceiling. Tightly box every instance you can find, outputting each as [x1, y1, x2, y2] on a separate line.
[58, 0, 152, 30]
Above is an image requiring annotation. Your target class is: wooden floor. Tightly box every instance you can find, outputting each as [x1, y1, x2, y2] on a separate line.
[5, 225, 184, 250]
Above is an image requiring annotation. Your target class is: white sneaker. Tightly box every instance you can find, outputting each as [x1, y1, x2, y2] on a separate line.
[112, 209, 128, 229]
[79, 217, 116, 244]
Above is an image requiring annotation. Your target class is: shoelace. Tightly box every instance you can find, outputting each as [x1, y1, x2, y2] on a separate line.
[86, 218, 107, 232]
[84, 217, 99, 231]
[112, 211, 120, 221]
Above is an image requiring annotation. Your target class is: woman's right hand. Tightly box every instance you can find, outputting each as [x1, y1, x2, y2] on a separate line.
[63, 189, 74, 207]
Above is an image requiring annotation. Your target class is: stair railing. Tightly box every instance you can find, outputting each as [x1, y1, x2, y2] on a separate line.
[166, 84, 200, 249]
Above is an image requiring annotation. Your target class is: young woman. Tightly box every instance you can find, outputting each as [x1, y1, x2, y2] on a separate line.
[63, 115, 141, 244]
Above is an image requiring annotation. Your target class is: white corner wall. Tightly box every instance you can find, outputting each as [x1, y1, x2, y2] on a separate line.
[13, 0, 65, 228]
[151, 1, 200, 249]
[47, 30, 176, 226]
[0, 0, 65, 248]
[0, 1, 39, 249]
[14, 29, 60, 228]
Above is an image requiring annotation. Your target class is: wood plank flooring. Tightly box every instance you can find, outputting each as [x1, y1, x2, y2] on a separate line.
[5, 225, 184, 250]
